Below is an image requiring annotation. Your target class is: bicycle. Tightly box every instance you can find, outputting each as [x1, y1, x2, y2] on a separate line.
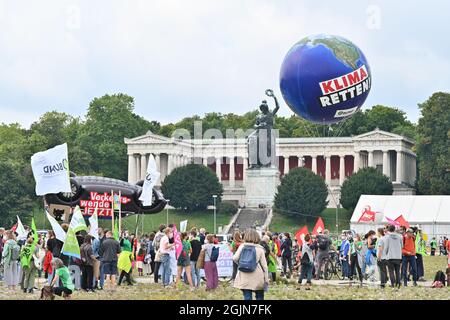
[323, 251, 344, 280]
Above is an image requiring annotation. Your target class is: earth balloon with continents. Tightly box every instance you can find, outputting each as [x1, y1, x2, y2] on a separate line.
[279, 34, 371, 124]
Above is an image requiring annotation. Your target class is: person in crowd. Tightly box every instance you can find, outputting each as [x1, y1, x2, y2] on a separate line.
[297, 233, 315, 290]
[203, 234, 219, 291]
[233, 229, 269, 300]
[280, 232, 293, 279]
[365, 230, 377, 282]
[175, 232, 194, 289]
[99, 231, 121, 291]
[415, 228, 427, 281]
[97, 228, 107, 290]
[118, 236, 134, 286]
[152, 224, 166, 284]
[438, 237, 444, 255]
[315, 229, 331, 280]
[2, 230, 20, 291]
[20, 235, 38, 293]
[402, 228, 418, 286]
[136, 243, 146, 277]
[80, 235, 97, 292]
[159, 227, 175, 287]
[266, 232, 278, 282]
[199, 228, 206, 245]
[34, 238, 46, 279]
[349, 233, 364, 285]
[376, 228, 388, 288]
[189, 230, 202, 288]
[384, 224, 403, 288]
[91, 230, 101, 289]
[339, 233, 350, 280]
[430, 237, 437, 256]
[147, 232, 156, 276]
[229, 231, 243, 281]
[50, 258, 74, 299]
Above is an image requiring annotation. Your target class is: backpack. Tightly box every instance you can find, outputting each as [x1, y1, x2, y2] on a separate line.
[300, 251, 310, 265]
[238, 245, 257, 272]
[318, 236, 330, 251]
[10, 243, 21, 261]
[432, 270, 446, 287]
[210, 246, 219, 262]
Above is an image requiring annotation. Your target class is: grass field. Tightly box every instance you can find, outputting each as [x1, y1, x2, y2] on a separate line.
[269, 208, 352, 235]
[0, 256, 448, 300]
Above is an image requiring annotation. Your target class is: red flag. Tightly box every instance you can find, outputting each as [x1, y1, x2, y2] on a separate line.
[295, 226, 309, 246]
[358, 205, 376, 222]
[395, 215, 410, 229]
[11, 223, 17, 232]
[312, 217, 325, 235]
[386, 216, 400, 227]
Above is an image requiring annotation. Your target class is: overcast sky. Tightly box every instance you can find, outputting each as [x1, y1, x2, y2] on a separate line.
[0, 0, 449, 128]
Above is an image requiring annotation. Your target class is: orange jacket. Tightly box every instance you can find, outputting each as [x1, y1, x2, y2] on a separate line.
[402, 235, 416, 256]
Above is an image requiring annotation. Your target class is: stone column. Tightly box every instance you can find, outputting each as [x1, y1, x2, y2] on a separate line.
[298, 156, 303, 167]
[339, 155, 345, 186]
[135, 155, 141, 182]
[215, 157, 221, 181]
[383, 151, 390, 179]
[312, 156, 317, 174]
[229, 157, 235, 187]
[140, 154, 147, 180]
[128, 154, 136, 183]
[284, 156, 289, 175]
[167, 154, 173, 175]
[368, 151, 374, 168]
[396, 151, 402, 183]
[325, 156, 331, 185]
[203, 157, 208, 166]
[155, 154, 160, 170]
[354, 152, 360, 173]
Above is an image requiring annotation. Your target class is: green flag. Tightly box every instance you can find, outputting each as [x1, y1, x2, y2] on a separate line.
[61, 227, 81, 259]
[31, 217, 38, 245]
[70, 206, 88, 234]
[20, 218, 39, 268]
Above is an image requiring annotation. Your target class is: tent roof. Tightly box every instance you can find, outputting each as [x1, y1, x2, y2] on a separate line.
[350, 195, 450, 224]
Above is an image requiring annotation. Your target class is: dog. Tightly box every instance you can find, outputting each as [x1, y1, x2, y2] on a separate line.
[40, 285, 55, 300]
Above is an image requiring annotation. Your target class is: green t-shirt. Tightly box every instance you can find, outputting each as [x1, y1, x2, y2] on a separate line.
[56, 266, 75, 291]
[182, 240, 191, 256]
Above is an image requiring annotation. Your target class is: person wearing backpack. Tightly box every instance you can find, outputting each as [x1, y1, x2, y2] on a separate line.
[280, 233, 293, 279]
[297, 233, 315, 290]
[202, 234, 219, 290]
[233, 229, 269, 300]
[2, 230, 20, 290]
[80, 235, 97, 292]
[152, 224, 166, 284]
[315, 229, 331, 280]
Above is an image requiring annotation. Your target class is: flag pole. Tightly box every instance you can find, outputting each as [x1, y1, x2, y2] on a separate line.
[111, 189, 115, 235]
[119, 190, 122, 237]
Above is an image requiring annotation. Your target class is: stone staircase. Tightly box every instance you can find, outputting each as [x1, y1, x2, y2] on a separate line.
[228, 208, 268, 234]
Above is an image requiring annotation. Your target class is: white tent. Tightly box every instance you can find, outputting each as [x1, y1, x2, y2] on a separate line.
[350, 195, 450, 239]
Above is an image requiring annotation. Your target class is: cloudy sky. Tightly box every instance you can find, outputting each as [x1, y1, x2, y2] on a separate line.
[0, 0, 449, 128]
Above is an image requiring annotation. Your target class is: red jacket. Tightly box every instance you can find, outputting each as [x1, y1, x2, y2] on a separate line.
[43, 251, 53, 274]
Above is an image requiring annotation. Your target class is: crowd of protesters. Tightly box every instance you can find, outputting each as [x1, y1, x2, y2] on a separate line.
[0, 222, 449, 300]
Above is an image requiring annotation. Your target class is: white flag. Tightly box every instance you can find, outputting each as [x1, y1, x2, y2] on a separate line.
[16, 216, 28, 241]
[139, 154, 161, 206]
[31, 143, 71, 196]
[88, 207, 99, 240]
[180, 220, 188, 232]
[46, 211, 67, 242]
[69, 206, 88, 234]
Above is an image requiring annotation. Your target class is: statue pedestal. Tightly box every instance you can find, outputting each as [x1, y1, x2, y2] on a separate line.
[245, 167, 280, 208]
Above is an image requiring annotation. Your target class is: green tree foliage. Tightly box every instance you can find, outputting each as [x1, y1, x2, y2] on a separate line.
[416, 92, 450, 195]
[77, 94, 152, 180]
[340, 167, 393, 212]
[274, 168, 328, 218]
[161, 164, 223, 212]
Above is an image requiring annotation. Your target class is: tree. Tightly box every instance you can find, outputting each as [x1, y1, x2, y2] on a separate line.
[416, 92, 450, 195]
[274, 168, 328, 218]
[77, 94, 152, 180]
[0, 161, 34, 226]
[340, 167, 393, 211]
[161, 164, 223, 212]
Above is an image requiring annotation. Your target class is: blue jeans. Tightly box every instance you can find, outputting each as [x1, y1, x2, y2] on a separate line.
[99, 261, 105, 288]
[242, 289, 264, 300]
[402, 255, 417, 285]
[299, 262, 313, 284]
[190, 261, 201, 287]
[160, 254, 172, 286]
[341, 258, 350, 278]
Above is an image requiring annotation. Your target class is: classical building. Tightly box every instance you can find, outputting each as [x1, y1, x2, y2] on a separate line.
[124, 128, 416, 208]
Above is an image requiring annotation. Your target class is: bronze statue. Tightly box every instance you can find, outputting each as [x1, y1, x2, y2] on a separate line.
[248, 89, 280, 168]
